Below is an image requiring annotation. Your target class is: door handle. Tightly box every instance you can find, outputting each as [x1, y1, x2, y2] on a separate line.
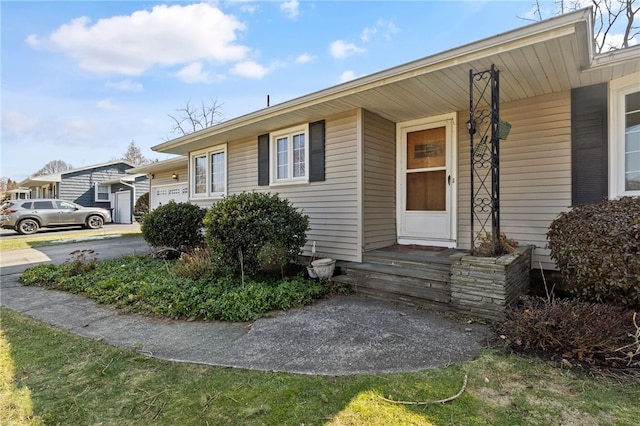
[448, 175, 451, 185]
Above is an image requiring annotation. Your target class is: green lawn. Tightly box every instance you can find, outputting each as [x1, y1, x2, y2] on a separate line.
[2, 307, 639, 425]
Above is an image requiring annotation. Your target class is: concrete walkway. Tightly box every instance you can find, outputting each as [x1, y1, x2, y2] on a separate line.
[0, 237, 488, 376]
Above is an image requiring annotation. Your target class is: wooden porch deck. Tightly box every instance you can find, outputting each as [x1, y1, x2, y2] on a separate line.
[333, 245, 466, 311]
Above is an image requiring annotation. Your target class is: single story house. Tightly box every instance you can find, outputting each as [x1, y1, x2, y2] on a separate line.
[151, 9, 639, 275]
[5, 188, 32, 200]
[18, 161, 149, 224]
[128, 157, 189, 210]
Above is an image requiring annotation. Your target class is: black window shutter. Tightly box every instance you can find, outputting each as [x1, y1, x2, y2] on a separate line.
[571, 83, 608, 205]
[258, 133, 269, 186]
[309, 120, 325, 182]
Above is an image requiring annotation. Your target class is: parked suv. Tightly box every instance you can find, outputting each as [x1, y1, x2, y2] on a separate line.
[0, 199, 112, 235]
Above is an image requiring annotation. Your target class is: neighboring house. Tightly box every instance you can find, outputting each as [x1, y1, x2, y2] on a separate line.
[5, 188, 32, 200]
[18, 161, 149, 224]
[151, 9, 639, 272]
[128, 157, 189, 210]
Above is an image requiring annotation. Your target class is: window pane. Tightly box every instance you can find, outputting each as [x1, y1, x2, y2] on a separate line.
[626, 171, 640, 191]
[625, 92, 640, 191]
[293, 133, 305, 177]
[57, 201, 76, 210]
[210, 152, 225, 193]
[626, 91, 640, 114]
[406, 170, 446, 211]
[627, 131, 640, 153]
[96, 183, 109, 201]
[194, 155, 207, 194]
[34, 201, 53, 209]
[277, 137, 288, 179]
[407, 127, 446, 170]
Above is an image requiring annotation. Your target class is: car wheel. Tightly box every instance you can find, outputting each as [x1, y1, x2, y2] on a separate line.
[86, 215, 104, 229]
[17, 219, 39, 235]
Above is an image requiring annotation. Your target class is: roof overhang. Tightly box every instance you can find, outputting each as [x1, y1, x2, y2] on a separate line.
[102, 173, 147, 185]
[127, 157, 188, 174]
[19, 174, 61, 187]
[153, 8, 639, 156]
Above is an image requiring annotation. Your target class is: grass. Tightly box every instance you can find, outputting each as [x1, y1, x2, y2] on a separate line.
[0, 228, 142, 252]
[2, 306, 639, 425]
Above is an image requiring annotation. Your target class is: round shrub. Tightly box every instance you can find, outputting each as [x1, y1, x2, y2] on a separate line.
[203, 192, 310, 276]
[141, 201, 206, 251]
[547, 197, 640, 308]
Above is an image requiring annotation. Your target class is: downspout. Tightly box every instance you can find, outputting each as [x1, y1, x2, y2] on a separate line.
[120, 180, 136, 224]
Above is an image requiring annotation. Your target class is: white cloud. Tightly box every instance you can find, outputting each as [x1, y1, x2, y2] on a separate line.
[329, 40, 365, 59]
[230, 61, 270, 79]
[281, 0, 300, 19]
[97, 98, 120, 110]
[2, 111, 39, 135]
[239, 4, 259, 14]
[30, 3, 248, 76]
[106, 80, 143, 92]
[63, 118, 94, 140]
[339, 70, 356, 83]
[361, 19, 399, 42]
[25, 34, 43, 48]
[598, 32, 639, 50]
[360, 27, 377, 42]
[295, 53, 315, 64]
[175, 62, 218, 83]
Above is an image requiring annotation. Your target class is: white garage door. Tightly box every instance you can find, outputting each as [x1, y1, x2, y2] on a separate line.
[151, 183, 189, 209]
[114, 190, 132, 224]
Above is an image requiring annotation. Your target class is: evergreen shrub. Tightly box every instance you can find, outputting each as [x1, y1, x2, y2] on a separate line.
[203, 192, 310, 276]
[547, 197, 640, 308]
[141, 201, 206, 251]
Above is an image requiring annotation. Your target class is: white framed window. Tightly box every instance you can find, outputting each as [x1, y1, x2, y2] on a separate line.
[190, 145, 227, 199]
[270, 125, 308, 184]
[610, 73, 640, 198]
[95, 182, 110, 201]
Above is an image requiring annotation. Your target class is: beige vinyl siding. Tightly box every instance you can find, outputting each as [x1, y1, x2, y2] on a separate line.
[194, 111, 361, 262]
[457, 90, 571, 270]
[362, 109, 397, 251]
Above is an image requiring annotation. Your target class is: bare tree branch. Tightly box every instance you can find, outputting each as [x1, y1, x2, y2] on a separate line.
[32, 160, 73, 177]
[519, 0, 638, 52]
[166, 98, 224, 139]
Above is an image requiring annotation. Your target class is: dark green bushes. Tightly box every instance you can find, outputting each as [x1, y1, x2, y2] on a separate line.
[203, 192, 309, 276]
[141, 201, 206, 252]
[19, 257, 328, 322]
[547, 197, 640, 309]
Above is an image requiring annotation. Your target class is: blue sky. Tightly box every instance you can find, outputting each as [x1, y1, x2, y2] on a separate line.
[0, 1, 582, 181]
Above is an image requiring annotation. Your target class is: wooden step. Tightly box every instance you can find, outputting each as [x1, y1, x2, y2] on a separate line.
[332, 274, 452, 311]
[342, 261, 450, 283]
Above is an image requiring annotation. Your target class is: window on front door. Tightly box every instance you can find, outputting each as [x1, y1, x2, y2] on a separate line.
[406, 127, 446, 211]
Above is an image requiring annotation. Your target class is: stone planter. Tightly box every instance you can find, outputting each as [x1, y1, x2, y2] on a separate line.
[311, 258, 336, 282]
[449, 246, 532, 321]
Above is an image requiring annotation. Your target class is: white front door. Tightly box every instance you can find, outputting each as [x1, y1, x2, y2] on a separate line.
[397, 113, 457, 247]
